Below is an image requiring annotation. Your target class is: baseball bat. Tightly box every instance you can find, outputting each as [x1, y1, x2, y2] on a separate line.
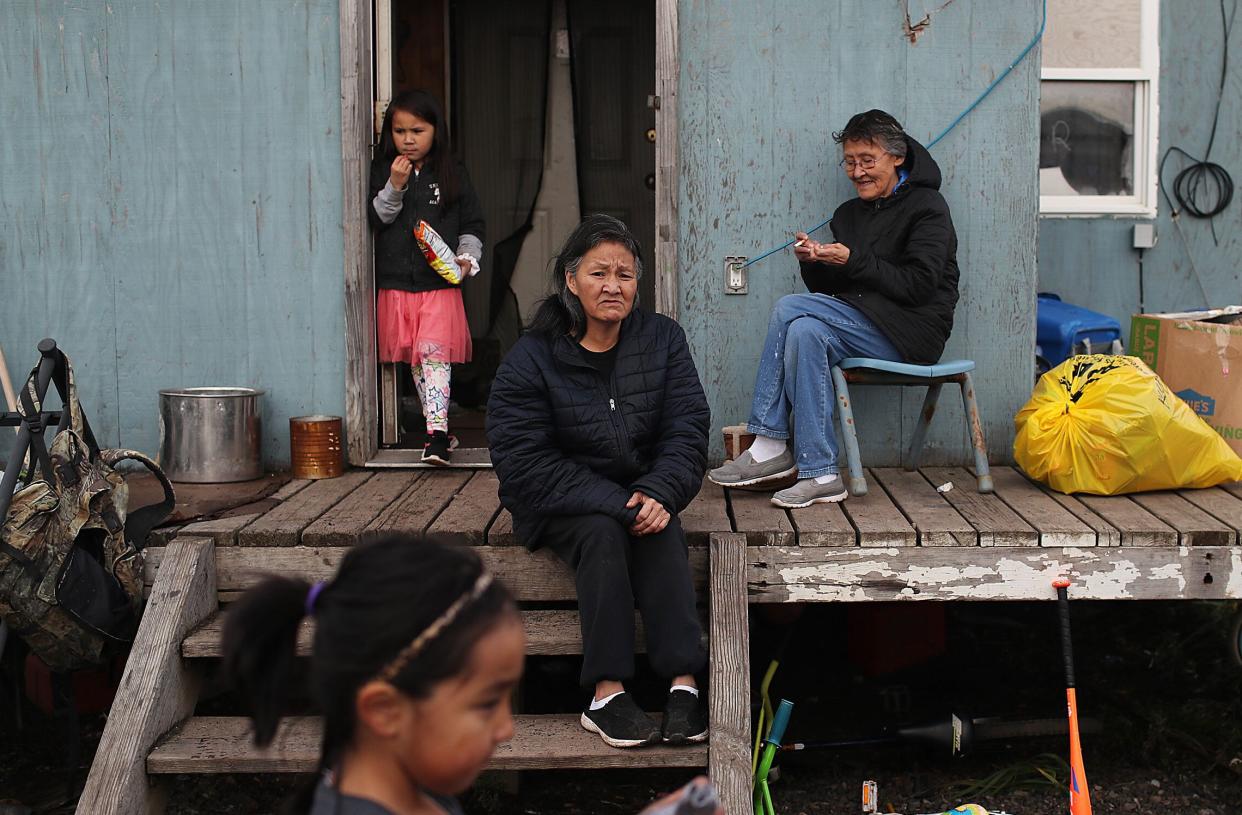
[1053, 578, 1092, 815]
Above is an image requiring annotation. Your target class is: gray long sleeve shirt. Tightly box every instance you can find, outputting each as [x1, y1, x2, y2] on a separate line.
[371, 175, 483, 260]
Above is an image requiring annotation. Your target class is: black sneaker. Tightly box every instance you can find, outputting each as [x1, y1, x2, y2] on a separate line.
[422, 431, 460, 452]
[422, 431, 452, 465]
[661, 688, 708, 744]
[580, 693, 661, 748]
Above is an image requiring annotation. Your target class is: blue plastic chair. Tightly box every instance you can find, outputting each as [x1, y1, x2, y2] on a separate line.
[830, 357, 993, 497]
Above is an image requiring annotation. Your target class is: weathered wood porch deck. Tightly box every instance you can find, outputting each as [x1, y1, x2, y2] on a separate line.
[151, 465, 1242, 602]
[79, 467, 1242, 814]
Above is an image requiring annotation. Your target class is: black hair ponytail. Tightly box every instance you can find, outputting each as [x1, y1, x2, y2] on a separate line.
[221, 536, 517, 812]
[220, 574, 313, 746]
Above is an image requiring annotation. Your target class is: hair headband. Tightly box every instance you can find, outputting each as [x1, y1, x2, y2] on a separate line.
[305, 581, 327, 617]
[376, 572, 494, 683]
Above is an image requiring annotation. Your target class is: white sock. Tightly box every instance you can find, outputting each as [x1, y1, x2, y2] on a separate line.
[590, 690, 624, 710]
[748, 436, 786, 463]
[670, 684, 699, 696]
[814, 473, 840, 485]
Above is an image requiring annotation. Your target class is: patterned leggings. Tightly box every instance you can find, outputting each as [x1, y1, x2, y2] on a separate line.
[412, 361, 451, 434]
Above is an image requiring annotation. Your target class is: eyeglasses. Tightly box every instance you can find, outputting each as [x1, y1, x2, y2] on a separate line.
[838, 156, 881, 171]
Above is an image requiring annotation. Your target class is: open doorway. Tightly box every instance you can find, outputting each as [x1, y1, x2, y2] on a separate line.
[372, 0, 657, 463]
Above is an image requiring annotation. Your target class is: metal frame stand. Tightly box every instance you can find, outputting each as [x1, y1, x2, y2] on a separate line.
[832, 365, 993, 497]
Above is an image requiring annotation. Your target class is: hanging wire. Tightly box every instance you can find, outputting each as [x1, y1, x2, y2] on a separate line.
[1158, 0, 1236, 247]
[742, 0, 1048, 269]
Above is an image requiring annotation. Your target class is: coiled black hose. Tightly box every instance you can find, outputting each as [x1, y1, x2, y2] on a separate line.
[1158, 0, 1236, 244]
[1162, 147, 1233, 219]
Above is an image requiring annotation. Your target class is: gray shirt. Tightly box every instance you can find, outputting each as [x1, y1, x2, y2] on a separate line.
[371, 175, 483, 261]
[309, 778, 464, 815]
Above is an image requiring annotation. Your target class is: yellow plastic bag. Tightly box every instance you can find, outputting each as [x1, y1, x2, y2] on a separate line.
[1014, 355, 1242, 495]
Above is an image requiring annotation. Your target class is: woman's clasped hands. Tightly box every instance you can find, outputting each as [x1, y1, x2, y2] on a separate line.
[626, 490, 671, 536]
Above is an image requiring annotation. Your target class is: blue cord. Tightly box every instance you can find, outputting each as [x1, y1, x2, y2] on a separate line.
[927, 0, 1048, 148]
[741, 216, 833, 268]
[741, 0, 1048, 269]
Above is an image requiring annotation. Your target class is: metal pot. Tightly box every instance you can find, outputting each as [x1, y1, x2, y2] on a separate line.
[158, 387, 265, 483]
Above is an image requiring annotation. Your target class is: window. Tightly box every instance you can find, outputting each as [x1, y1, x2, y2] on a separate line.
[1039, 0, 1159, 216]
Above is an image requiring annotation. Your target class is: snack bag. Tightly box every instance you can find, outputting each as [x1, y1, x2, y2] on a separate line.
[1014, 355, 1242, 494]
[414, 220, 463, 285]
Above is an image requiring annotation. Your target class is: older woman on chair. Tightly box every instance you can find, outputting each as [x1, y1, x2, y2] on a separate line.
[709, 109, 961, 507]
[486, 215, 711, 749]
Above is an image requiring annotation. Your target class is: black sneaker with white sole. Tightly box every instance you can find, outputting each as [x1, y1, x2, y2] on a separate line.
[661, 688, 708, 744]
[422, 430, 452, 465]
[580, 693, 661, 748]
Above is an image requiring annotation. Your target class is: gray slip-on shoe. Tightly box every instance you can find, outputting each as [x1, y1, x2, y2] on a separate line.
[708, 448, 797, 487]
[771, 476, 848, 508]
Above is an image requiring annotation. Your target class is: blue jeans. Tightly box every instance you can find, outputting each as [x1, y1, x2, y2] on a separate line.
[746, 294, 901, 478]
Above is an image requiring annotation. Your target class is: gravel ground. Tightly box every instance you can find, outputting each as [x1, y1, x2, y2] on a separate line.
[4, 599, 1241, 814]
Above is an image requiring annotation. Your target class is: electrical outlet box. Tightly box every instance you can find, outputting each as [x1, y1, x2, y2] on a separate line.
[1133, 223, 1157, 249]
[724, 256, 747, 294]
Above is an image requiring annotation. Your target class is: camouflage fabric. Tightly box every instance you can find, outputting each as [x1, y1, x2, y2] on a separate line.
[0, 351, 174, 672]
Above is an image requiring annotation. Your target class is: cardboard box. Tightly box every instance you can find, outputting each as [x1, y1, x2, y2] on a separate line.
[1130, 306, 1242, 456]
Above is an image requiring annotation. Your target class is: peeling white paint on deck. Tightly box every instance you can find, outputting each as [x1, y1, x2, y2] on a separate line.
[1149, 562, 1186, 594]
[1069, 558, 1142, 600]
[749, 546, 1242, 603]
[1227, 549, 1242, 597]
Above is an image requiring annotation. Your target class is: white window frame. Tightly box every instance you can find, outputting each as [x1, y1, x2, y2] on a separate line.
[1039, 0, 1160, 217]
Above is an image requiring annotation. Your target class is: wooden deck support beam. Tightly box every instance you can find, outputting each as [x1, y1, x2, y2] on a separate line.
[79, 537, 217, 814]
[708, 533, 751, 815]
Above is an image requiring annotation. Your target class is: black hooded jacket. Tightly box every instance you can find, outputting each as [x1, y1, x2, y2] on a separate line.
[367, 157, 486, 293]
[485, 309, 710, 548]
[800, 135, 959, 363]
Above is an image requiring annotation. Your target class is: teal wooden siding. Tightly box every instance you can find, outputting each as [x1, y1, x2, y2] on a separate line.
[18, 1, 1203, 472]
[677, 0, 1041, 465]
[1, 1, 345, 466]
[1038, 1, 1241, 325]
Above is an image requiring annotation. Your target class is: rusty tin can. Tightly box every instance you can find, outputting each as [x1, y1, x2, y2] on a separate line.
[289, 415, 344, 479]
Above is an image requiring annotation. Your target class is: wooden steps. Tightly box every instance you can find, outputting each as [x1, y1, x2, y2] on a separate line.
[145, 544, 710, 603]
[137, 533, 751, 809]
[182, 609, 672, 658]
[83, 525, 749, 815]
[148, 715, 708, 774]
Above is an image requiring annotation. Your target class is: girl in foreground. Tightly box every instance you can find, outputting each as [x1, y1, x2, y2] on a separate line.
[222, 536, 523, 814]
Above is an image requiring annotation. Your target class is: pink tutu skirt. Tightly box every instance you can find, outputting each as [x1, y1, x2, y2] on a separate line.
[377, 288, 472, 365]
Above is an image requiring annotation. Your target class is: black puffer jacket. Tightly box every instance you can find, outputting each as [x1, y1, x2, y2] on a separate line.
[486, 309, 710, 548]
[368, 157, 486, 293]
[800, 135, 959, 364]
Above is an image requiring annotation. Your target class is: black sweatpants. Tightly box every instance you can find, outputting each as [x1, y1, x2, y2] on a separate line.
[539, 513, 707, 687]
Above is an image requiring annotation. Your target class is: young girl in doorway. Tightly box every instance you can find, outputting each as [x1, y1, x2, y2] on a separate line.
[222, 535, 524, 815]
[369, 89, 486, 464]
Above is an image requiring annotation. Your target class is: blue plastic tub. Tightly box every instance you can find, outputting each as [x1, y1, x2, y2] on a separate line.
[1036, 293, 1123, 371]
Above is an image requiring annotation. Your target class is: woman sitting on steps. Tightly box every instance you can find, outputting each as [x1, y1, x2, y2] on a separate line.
[486, 214, 712, 750]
